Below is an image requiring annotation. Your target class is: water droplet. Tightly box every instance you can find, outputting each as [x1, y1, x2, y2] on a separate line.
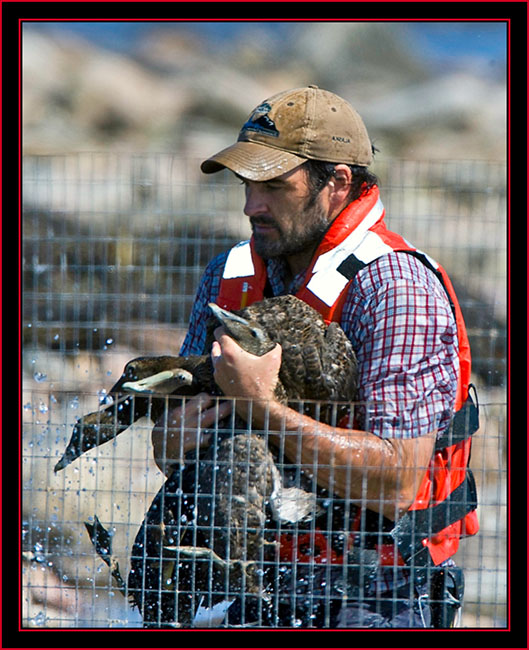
[69, 397, 80, 409]
[33, 372, 47, 383]
[105, 338, 114, 346]
[33, 542, 46, 563]
[38, 402, 49, 414]
[53, 334, 60, 341]
[24, 403, 33, 412]
[32, 611, 47, 626]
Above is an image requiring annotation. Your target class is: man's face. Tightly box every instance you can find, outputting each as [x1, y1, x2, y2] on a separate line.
[240, 165, 331, 260]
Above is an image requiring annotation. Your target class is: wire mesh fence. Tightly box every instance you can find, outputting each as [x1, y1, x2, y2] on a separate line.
[22, 153, 506, 386]
[22, 153, 507, 628]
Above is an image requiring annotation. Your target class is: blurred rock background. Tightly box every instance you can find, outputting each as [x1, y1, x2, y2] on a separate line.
[23, 21, 506, 159]
[22, 21, 507, 628]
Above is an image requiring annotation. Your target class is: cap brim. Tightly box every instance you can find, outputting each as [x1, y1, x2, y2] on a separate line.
[200, 141, 307, 181]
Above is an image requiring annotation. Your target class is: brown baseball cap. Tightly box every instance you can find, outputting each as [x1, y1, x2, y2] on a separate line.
[200, 85, 373, 181]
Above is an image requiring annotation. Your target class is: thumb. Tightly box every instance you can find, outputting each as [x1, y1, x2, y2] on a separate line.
[211, 340, 221, 360]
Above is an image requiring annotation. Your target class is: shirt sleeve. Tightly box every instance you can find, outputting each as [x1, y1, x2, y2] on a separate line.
[340, 252, 459, 440]
[179, 252, 228, 356]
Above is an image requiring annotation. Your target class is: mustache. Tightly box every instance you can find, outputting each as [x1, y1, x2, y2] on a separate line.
[250, 216, 280, 229]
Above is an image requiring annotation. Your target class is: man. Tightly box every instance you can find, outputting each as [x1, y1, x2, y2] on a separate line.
[151, 86, 479, 628]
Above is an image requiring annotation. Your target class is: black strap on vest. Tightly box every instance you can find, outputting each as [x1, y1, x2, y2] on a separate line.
[390, 470, 478, 566]
[336, 253, 367, 280]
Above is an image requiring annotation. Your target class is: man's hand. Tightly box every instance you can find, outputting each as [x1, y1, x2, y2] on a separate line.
[211, 327, 282, 423]
[151, 393, 232, 476]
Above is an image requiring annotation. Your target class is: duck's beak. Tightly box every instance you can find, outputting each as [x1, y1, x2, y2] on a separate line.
[122, 368, 194, 394]
[208, 302, 250, 329]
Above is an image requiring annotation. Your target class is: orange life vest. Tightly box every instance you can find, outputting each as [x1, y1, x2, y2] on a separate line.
[216, 185, 479, 566]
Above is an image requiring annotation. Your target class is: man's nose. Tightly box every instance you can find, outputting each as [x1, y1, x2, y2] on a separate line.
[243, 185, 267, 217]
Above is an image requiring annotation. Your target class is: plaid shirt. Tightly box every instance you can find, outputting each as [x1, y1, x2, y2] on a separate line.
[180, 248, 459, 440]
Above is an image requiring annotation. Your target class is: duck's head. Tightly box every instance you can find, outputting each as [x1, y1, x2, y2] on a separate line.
[208, 303, 275, 356]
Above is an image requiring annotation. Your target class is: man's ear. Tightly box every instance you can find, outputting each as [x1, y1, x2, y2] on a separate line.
[328, 164, 353, 207]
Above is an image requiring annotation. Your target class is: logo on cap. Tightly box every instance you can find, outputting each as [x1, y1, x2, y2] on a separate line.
[240, 102, 279, 138]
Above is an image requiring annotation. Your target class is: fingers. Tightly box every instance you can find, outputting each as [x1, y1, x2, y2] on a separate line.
[151, 395, 232, 476]
[208, 398, 233, 423]
[186, 393, 233, 427]
[154, 392, 212, 428]
[195, 397, 232, 428]
[185, 393, 214, 420]
[153, 393, 232, 433]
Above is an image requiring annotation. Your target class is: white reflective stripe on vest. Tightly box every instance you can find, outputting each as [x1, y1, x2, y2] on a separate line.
[222, 240, 254, 279]
[305, 266, 350, 307]
[354, 230, 393, 264]
[306, 200, 387, 306]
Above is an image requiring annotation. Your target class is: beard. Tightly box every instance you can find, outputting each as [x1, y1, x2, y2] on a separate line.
[251, 195, 330, 260]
